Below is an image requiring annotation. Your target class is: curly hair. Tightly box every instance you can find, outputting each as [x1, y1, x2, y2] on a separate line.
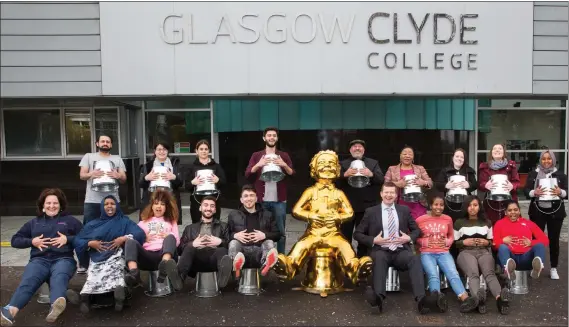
[140, 189, 179, 224]
[309, 150, 341, 179]
[36, 188, 67, 216]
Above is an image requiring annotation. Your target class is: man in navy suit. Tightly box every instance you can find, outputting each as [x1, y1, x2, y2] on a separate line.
[354, 181, 429, 314]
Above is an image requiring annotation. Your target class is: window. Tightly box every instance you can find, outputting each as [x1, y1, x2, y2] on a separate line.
[477, 152, 566, 200]
[94, 108, 119, 155]
[478, 110, 566, 150]
[478, 99, 567, 108]
[64, 108, 92, 155]
[145, 111, 211, 154]
[145, 99, 210, 110]
[3, 109, 62, 156]
[127, 108, 139, 155]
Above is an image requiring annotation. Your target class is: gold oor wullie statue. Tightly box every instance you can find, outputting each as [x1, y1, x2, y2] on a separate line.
[273, 150, 373, 297]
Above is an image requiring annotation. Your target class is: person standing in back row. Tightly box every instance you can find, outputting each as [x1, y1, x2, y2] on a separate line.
[245, 127, 295, 254]
[338, 139, 384, 258]
[77, 134, 126, 273]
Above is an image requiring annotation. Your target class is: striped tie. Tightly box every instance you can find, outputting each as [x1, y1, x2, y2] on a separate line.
[387, 207, 398, 251]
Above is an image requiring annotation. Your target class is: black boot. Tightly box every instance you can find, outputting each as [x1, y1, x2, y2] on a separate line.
[459, 295, 479, 313]
[417, 296, 430, 315]
[477, 289, 487, 314]
[125, 269, 142, 288]
[79, 294, 90, 314]
[431, 291, 448, 313]
[365, 286, 383, 313]
[497, 288, 510, 315]
[114, 286, 125, 312]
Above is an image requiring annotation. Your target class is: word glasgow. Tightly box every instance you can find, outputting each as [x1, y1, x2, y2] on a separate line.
[160, 11, 479, 71]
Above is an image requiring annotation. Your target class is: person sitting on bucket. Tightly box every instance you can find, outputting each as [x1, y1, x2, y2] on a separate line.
[228, 184, 281, 278]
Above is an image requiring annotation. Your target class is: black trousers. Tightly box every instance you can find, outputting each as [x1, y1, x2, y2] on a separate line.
[370, 248, 426, 300]
[530, 212, 565, 268]
[177, 246, 228, 277]
[340, 211, 367, 257]
[124, 235, 178, 271]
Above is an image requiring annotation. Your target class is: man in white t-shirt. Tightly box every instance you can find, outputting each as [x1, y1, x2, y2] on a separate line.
[77, 134, 126, 272]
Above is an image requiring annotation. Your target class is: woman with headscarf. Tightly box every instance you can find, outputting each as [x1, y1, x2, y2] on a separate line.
[139, 142, 183, 224]
[524, 150, 568, 280]
[477, 144, 520, 225]
[73, 195, 145, 313]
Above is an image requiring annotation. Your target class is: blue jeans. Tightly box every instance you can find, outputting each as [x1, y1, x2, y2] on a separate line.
[497, 243, 546, 270]
[262, 201, 287, 254]
[421, 252, 466, 296]
[9, 257, 76, 309]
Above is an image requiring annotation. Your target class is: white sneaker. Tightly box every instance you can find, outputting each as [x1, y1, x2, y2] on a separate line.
[530, 257, 544, 279]
[550, 268, 559, 280]
[504, 258, 516, 280]
[76, 267, 87, 275]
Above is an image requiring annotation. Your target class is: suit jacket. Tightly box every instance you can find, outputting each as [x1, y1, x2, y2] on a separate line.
[354, 203, 420, 253]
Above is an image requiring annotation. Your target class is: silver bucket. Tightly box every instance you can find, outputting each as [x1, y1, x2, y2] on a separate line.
[145, 270, 173, 297]
[386, 267, 400, 292]
[402, 174, 423, 203]
[260, 154, 285, 183]
[148, 166, 172, 192]
[91, 160, 118, 192]
[509, 270, 529, 295]
[194, 272, 219, 298]
[488, 174, 512, 202]
[37, 283, 50, 304]
[446, 175, 467, 204]
[238, 268, 262, 295]
[194, 169, 218, 196]
[348, 159, 369, 188]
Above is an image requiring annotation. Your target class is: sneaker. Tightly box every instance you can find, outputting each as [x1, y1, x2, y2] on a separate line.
[217, 255, 232, 288]
[65, 289, 81, 305]
[114, 286, 125, 312]
[531, 257, 543, 279]
[233, 252, 245, 279]
[158, 259, 183, 291]
[261, 248, 278, 276]
[477, 289, 487, 314]
[497, 287, 510, 315]
[504, 258, 516, 280]
[45, 297, 66, 323]
[459, 296, 479, 313]
[1, 307, 14, 326]
[76, 267, 87, 275]
[125, 269, 142, 288]
[432, 290, 448, 313]
[550, 268, 559, 280]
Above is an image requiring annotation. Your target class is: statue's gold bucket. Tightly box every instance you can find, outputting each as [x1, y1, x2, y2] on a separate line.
[301, 247, 344, 296]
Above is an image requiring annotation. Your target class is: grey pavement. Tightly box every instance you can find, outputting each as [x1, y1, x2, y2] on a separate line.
[1, 203, 567, 267]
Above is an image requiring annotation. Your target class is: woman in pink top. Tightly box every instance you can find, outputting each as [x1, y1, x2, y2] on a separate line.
[416, 195, 478, 313]
[124, 190, 183, 291]
[384, 146, 433, 219]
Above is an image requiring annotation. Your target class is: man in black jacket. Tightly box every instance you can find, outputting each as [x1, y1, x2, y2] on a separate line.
[227, 185, 281, 278]
[338, 139, 384, 257]
[176, 196, 232, 289]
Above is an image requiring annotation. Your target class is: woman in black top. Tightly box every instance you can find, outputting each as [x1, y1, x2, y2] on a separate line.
[139, 142, 183, 224]
[524, 150, 568, 280]
[435, 148, 478, 222]
[185, 139, 226, 223]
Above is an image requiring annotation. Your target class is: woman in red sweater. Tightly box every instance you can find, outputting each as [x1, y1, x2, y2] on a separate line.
[478, 144, 520, 224]
[493, 200, 549, 281]
[416, 195, 478, 313]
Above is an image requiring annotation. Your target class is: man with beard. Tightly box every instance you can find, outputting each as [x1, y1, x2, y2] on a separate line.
[77, 134, 126, 273]
[245, 127, 294, 254]
[228, 185, 281, 278]
[176, 196, 233, 288]
[338, 139, 384, 257]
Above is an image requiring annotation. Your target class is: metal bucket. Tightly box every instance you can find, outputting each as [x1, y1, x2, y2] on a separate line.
[538, 178, 560, 201]
[145, 270, 173, 297]
[402, 174, 423, 203]
[509, 270, 529, 295]
[37, 283, 50, 304]
[488, 174, 511, 202]
[386, 267, 400, 292]
[194, 169, 218, 196]
[194, 272, 219, 298]
[446, 175, 468, 204]
[348, 160, 369, 188]
[260, 154, 285, 183]
[91, 160, 118, 192]
[148, 166, 172, 192]
[238, 268, 262, 296]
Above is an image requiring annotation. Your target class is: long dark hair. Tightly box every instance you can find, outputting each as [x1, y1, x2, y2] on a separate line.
[461, 196, 490, 223]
